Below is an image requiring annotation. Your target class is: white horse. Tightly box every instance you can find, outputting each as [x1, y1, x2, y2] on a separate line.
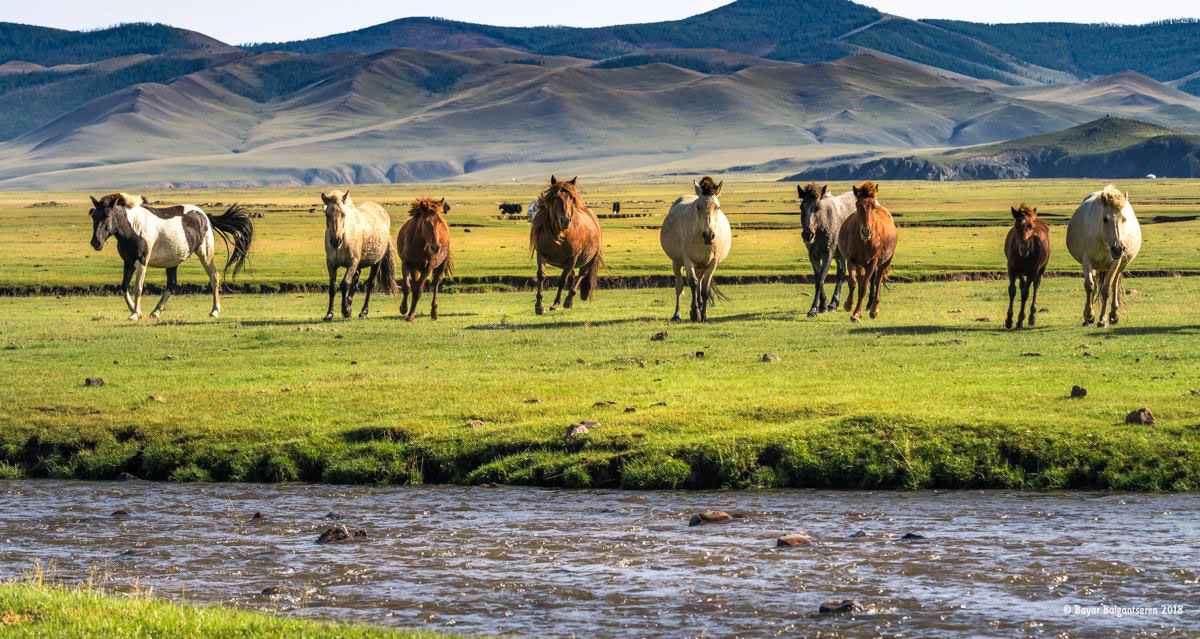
[88, 193, 254, 320]
[1066, 185, 1142, 327]
[660, 177, 732, 322]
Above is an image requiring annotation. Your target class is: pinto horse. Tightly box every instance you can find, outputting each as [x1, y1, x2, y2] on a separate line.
[88, 193, 253, 320]
[398, 197, 453, 321]
[529, 176, 604, 315]
[660, 177, 732, 322]
[797, 183, 854, 317]
[321, 190, 398, 321]
[838, 181, 898, 322]
[1004, 204, 1051, 329]
[1066, 185, 1142, 327]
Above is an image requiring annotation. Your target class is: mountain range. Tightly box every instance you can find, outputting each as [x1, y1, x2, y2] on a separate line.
[1, 0, 1199, 188]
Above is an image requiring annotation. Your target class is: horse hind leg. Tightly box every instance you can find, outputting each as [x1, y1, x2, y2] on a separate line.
[1028, 270, 1045, 326]
[430, 264, 445, 321]
[128, 260, 149, 321]
[1016, 275, 1031, 329]
[806, 251, 824, 318]
[867, 261, 884, 319]
[1109, 271, 1124, 325]
[534, 255, 546, 315]
[341, 260, 360, 319]
[550, 261, 575, 311]
[671, 261, 685, 322]
[1097, 267, 1117, 328]
[1081, 263, 1096, 326]
[359, 263, 379, 319]
[149, 266, 177, 319]
[1005, 271, 1018, 329]
[828, 252, 846, 312]
[399, 265, 411, 315]
[843, 264, 857, 314]
[564, 264, 587, 309]
[325, 263, 339, 321]
[851, 265, 869, 322]
[406, 268, 429, 322]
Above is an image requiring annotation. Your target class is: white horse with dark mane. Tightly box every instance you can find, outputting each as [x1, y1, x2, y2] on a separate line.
[796, 183, 855, 317]
[660, 177, 732, 322]
[1066, 185, 1142, 327]
[88, 193, 254, 320]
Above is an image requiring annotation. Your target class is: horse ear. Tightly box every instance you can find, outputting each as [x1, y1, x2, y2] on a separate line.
[797, 185, 803, 198]
[569, 176, 577, 185]
[694, 180, 703, 197]
[550, 175, 557, 185]
[1011, 206, 1020, 218]
[341, 190, 349, 203]
[820, 185, 827, 198]
[90, 195, 99, 208]
[713, 181, 723, 196]
[852, 185, 860, 198]
[1033, 207, 1038, 214]
[439, 197, 446, 210]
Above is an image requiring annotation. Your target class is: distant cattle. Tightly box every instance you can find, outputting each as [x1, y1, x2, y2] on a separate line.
[499, 203, 522, 215]
[612, 202, 621, 214]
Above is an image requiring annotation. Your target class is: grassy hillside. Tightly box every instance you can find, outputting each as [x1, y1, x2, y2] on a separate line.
[0, 22, 234, 66]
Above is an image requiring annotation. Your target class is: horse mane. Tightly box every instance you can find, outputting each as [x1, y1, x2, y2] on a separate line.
[853, 181, 879, 199]
[97, 192, 143, 209]
[697, 176, 720, 197]
[1099, 184, 1127, 210]
[1013, 203, 1036, 218]
[409, 196, 445, 218]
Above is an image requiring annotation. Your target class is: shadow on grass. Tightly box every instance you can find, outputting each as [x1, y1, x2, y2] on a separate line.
[465, 310, 796, 330]
[1107, 325, 1200, 336]
[848, 324, 1010, 335]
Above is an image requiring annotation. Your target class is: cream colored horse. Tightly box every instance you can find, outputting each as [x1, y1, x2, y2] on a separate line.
[321, 190, 397, 321]
[1066, 185, 1142, 327]
[660, 177, 732, 322]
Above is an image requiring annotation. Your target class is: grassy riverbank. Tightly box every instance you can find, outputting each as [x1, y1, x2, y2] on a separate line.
[0, 582, 463, 638]
[3, 179, 1200, 293]
[1, 280, 1198, 491]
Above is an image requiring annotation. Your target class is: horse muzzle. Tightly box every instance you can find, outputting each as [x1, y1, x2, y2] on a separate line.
[859, 227, 872, 242]
[1110, 243, 1124, 259]
[90, 239, 102, 251]
[701, 231, 715, 245]
[801, 228, 815, 244]
[329, 237, 342, 250]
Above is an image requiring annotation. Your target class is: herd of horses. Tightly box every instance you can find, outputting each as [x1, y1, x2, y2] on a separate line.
[85, 177, 1142, 328]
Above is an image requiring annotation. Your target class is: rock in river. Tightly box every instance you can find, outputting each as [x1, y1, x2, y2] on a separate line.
[819, 599, 865, 614]
[776, 533, 814, 547]
[316, 524, 367, 544]
[689, 510, 736, 526]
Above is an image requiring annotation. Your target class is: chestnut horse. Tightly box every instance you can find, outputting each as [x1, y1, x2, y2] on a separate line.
[838, 181, 898, 322]
[1004, 204, 1051, 329]
[398, 197, 453, 321]
[529, 176, 604, 315]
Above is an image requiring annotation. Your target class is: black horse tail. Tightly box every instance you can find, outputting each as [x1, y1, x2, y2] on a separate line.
[208, 204, 254, 280]
[376, 244, 399, 294]
[580, 252, 603, 301]
[708, 282, 731, 303]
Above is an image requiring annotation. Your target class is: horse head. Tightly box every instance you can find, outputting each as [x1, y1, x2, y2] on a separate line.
[87, 193, 138, 251]
[797, 183, 827, 244]
[1099, 185, 1130, 259]
[410, 197, 449, 256]
[852, 181, 880, 243]
[1011, 204, 1038, 257]
[693, 176, 723, 245]
[541, 175, 580, 231]
[321, 190, 352, 249]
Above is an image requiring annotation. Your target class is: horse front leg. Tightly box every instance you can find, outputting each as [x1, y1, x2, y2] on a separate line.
[534, 255, 546, 315]
[827, 251, 846, 312]
[683, 258, 700, 322]
[843, 262, 857, 314]
[406, 268, 429, 322]
[430, 264, 445, 320]
[670, 261, 685, 322]
[1109, 269, 1124, 325]
[359, 263, 379, 319]
[806, 249, 824, 318]
[564, 262, 586, 309]
[1097, 267, 1119, 328]
[1016, 276, 1031, 329]
[121, 260, 136, 315]
[550, 259, 576, 311]
[699, 263, 718, 322]
[341, 259, 360, 319]
[1028, 269, 1044, 326]
[399, 265, 411, 315]
[850, 264, 869, 322]
[867, 261, 884, 319]
[1005, 270, 1018, 329]
[129, 261, 148, 321]
[325, 263, 338, 321]
[149, 266, 177, 319]
[1081, 262, 1096, 326]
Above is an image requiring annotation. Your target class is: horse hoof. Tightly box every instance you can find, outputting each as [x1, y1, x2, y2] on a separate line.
[869, 310, 878, 319]
[549, 305, 559, 312]
[128, 314, 140, 321]
[431, 310, 439, 321]
[405, 316, 415, 323]
[1109, 316, 1119, 325]
[564, 300, 574, 309]
[1005, 318, 1013, 329]
[358, 311, 368, 319]
[535, 306, 545, 316]
[843, 301, 853, 312]
[826, 303, 839, 312]
[850, 315, 861, 323]
[150, 312, 161, 320]
[807, 309, 819, 318]
[671, 314, 681, 322]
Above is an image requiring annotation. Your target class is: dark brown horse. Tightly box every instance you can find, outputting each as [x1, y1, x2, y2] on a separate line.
[1004, 204, 1051, 329]
[838, 181, 898, 322]
[397, 197, 452, 321]
[529, 176, 604, 315]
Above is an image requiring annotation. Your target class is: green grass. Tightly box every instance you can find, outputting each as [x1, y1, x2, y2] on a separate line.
[3, 179, 1200, 294]
[2, 279, 1198, 491]
[0, 581, 463, 638]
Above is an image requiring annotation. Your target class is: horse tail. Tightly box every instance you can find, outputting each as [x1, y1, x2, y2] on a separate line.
[709, 282, 731, 303]
[443, 250, 454, 279]
[208, 204, 254, 280]
[376, 244, 399, 294]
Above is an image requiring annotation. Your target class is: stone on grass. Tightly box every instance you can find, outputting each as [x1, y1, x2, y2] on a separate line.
[84, 377, 105, 387]
[650, 331, 669, 341]
[148, 395, 166, 403]
[1071, 386, 1087, 399]
[1125, 408, 1154, 425]
[762, 353, 781, 362]
[566, 420, 597, 437]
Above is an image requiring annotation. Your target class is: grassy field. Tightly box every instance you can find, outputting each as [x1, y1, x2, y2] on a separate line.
[1, 277, 1198, 490]
[2, 178, 1200, 293]
[0, 581, 463, 639]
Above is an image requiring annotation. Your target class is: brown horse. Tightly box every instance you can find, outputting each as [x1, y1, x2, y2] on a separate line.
[838, 181, 898, 322]
[397, 197, 453, 321]
[1004, 204, 1051, 329]
[529, 176, 604, 315]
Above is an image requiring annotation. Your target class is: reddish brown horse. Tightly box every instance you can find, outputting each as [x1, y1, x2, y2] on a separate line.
[397, 197, 452, 321]
[838, 181, 898, 322]
[529, 176, 604, 315]
[1004, 204, 1051, 329]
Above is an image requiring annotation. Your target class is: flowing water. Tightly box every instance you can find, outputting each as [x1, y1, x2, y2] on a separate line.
[1, 481, 1197, 638]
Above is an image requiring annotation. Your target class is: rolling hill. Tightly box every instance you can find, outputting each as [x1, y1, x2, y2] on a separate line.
[1, 0, 1200, 188]
[782, 116, 1200, 180]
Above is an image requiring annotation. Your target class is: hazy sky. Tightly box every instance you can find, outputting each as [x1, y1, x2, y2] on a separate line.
[3, 1, 1197, 44]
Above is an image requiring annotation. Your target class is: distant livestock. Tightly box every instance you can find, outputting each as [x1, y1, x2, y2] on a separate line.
[1066, 185, 1141, 327]
[612, 202, 621, 214]
[499, 203, 523, 215]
